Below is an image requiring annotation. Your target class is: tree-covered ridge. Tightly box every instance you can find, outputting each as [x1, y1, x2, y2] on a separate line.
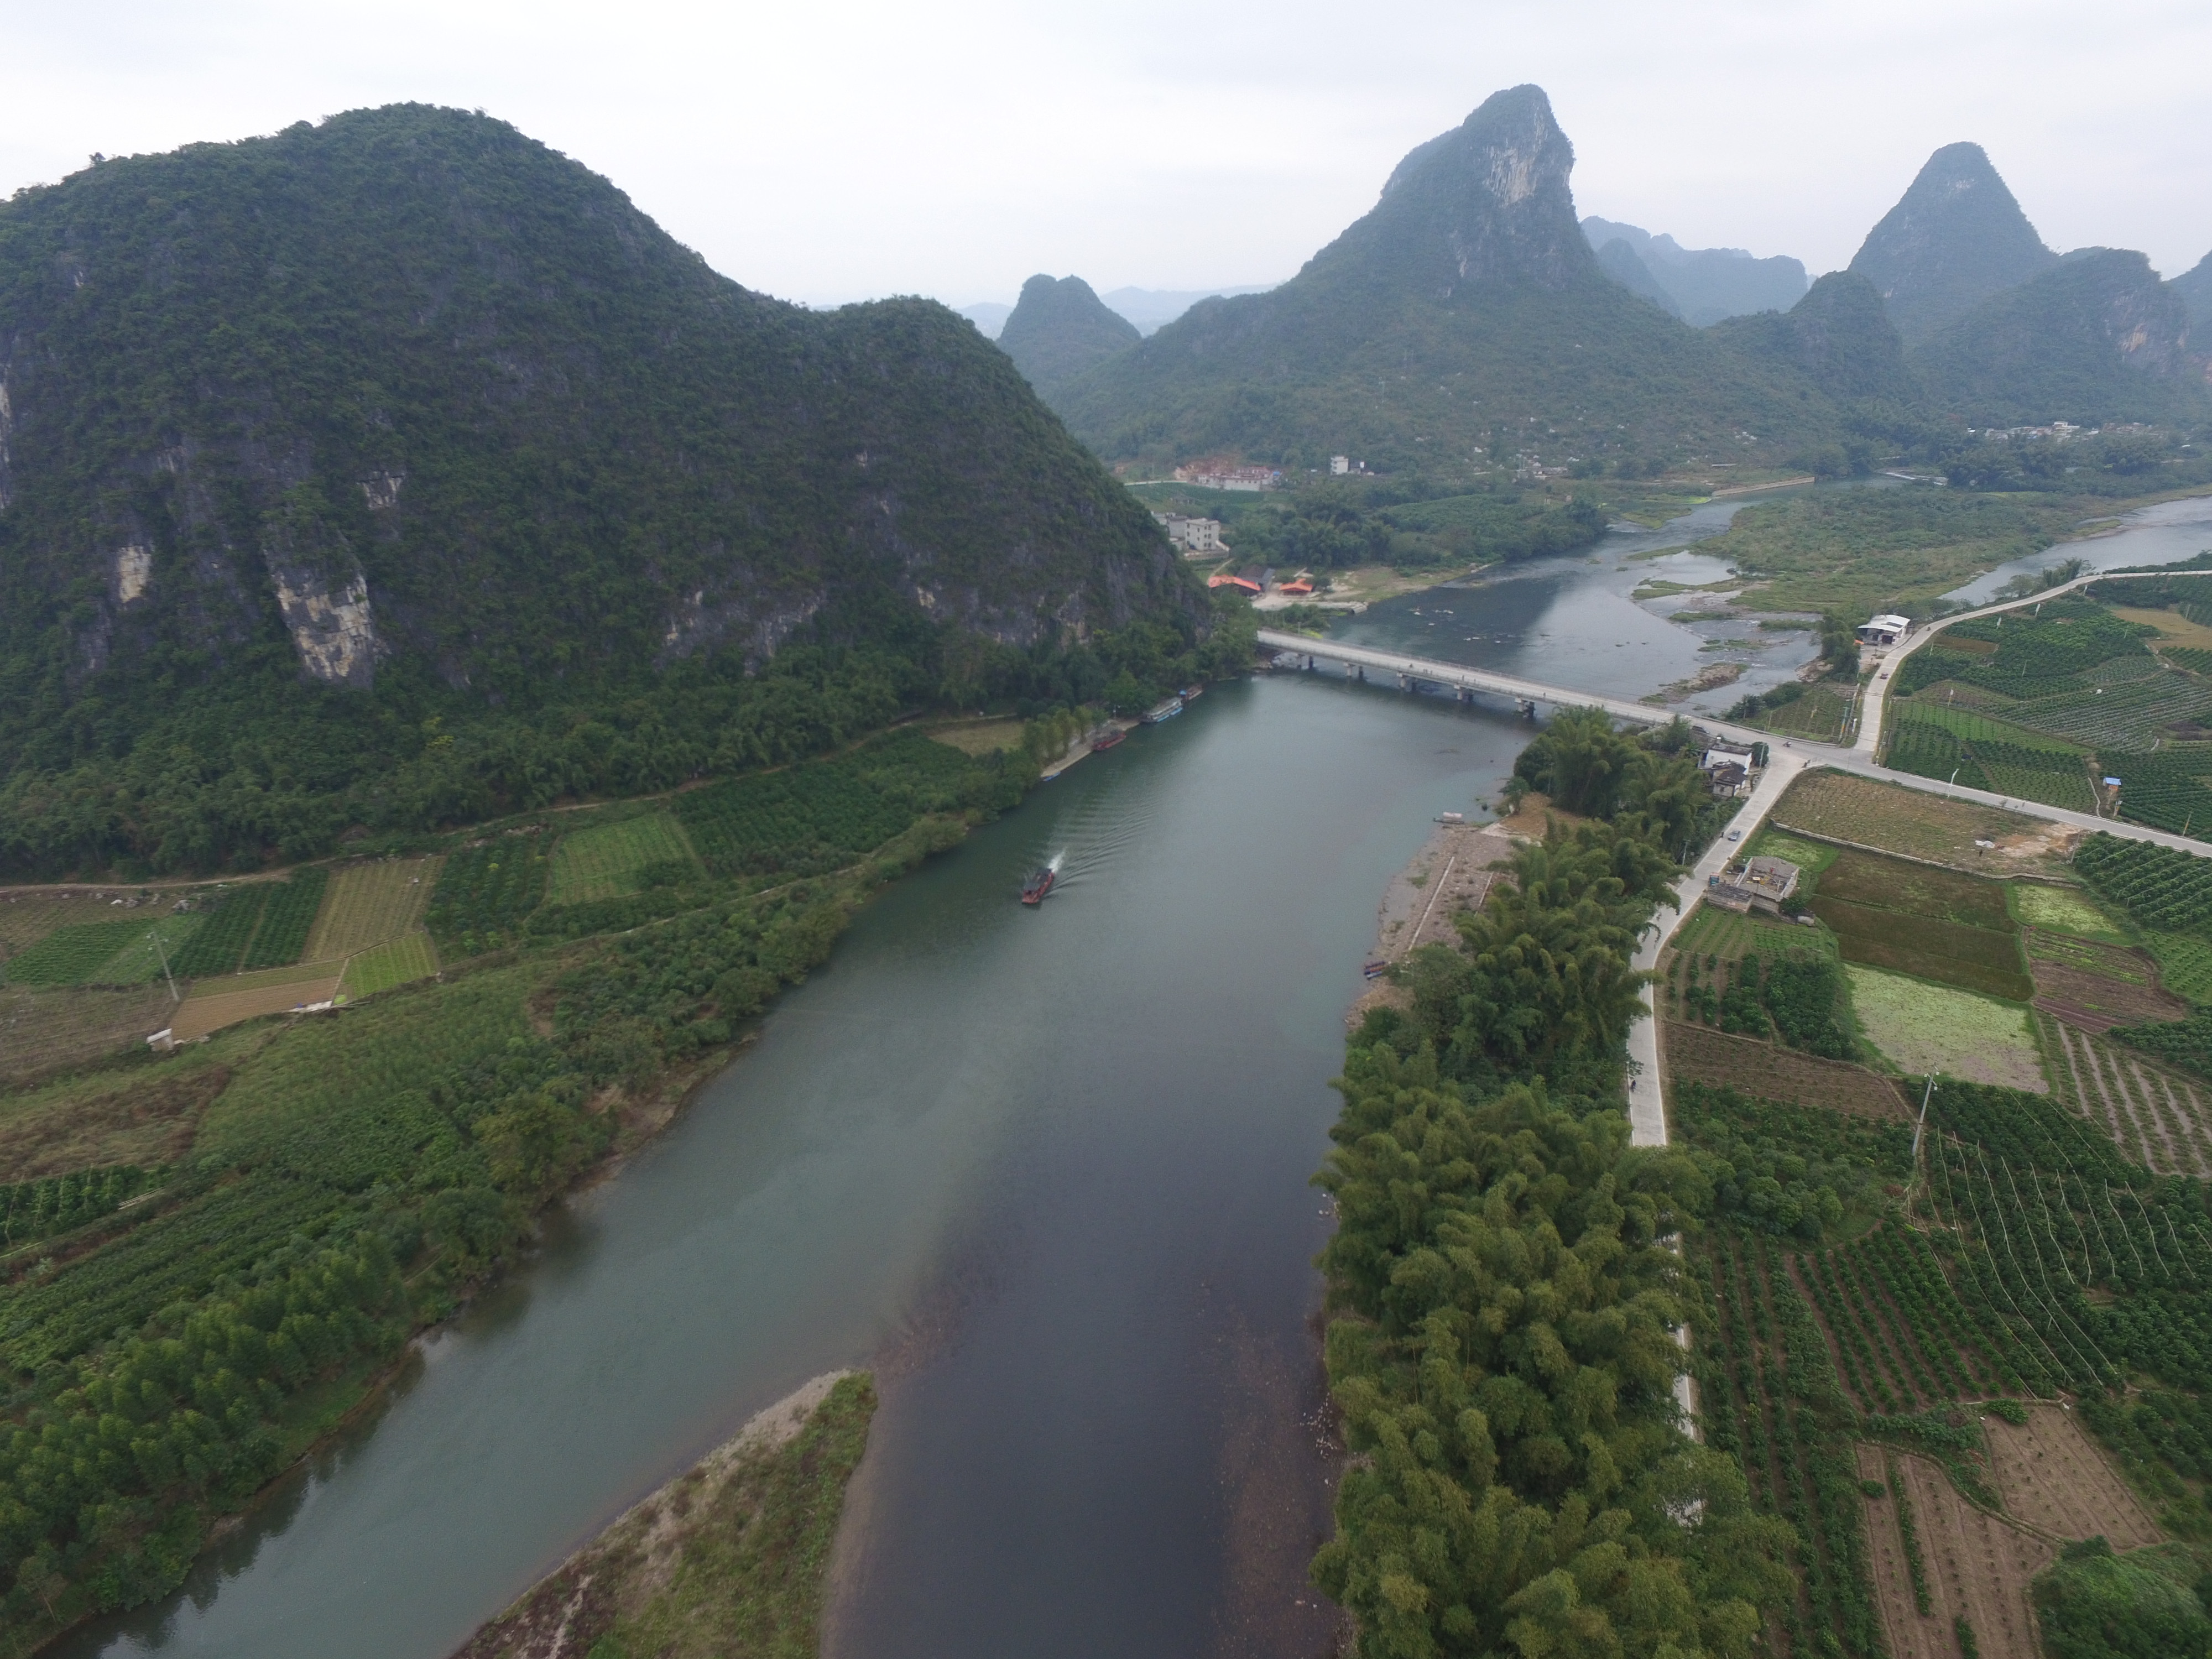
[0, 104, 1210, 875]
[994, 274, 1141, 398]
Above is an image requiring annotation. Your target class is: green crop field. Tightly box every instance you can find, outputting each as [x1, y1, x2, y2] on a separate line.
[2147, 932, 2212, 1004]
[1845, 966, 2043, 1088]
[1, 913, 206, 988]
[340, 933, 439, 999]
[547, 813, 698, 905]
[426, 834, 553, 954]
[2010, 883, 2129, 942]
[1674, 901, 1835, 965]
[1744, 827, 1840, 877]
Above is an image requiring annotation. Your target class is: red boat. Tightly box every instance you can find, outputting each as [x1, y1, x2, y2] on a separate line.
[1088, 726, 1125, 753]
[1020, 868, 1056, 905]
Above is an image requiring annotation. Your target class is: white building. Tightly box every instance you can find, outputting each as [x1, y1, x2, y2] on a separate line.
[1856, 613, 1911, 648]
[1331, 455, 1350, 475]
[1154, 513, 1224, 554]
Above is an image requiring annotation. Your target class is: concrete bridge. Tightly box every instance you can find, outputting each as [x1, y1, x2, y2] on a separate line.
[1252, 620, 2212, 858]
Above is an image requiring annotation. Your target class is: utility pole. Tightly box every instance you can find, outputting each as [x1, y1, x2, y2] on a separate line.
[1911, 1074, 1937, 1164]
[149, 928, 180, 1004]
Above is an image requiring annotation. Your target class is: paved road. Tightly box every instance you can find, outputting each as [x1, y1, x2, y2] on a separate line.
[1854, 564, 2212, 758]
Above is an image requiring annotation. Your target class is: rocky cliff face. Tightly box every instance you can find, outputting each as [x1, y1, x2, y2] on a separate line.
[1913, 247, 2209, 424]
[995, 274, 1141, 397]
[2172, 251, 2212, 330]
[1849, 142, 2056, 343]
[0, 107, 1196, 725]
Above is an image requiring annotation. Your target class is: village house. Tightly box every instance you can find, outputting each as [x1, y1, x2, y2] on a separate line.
[1152, 513, 1224, 554]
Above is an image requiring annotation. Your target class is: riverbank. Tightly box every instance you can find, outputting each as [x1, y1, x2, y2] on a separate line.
[450, 1372, 874, 1659]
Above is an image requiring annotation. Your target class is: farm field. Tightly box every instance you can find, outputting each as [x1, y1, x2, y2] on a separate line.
[1797, 1221, 2003, 1413]
[1759, 681, 1860, 743]
[546, 813, 697, 905]
[2011, 882, 2128, 942]
[171, 871, 329, 978]
[2024, 926, 2187, 1034]
[1809, 849, 2033, 1000]
[170, 975, 343, 1042]
[305, 858, 440, 959]
[0, 984, 179, 1086]
[341, 933, 439, 999]
[1665, 1022, 1906, 1118]
[1859, 1447, 2053, 1659]
[0, 1057, 233, 1180]
[426, 832, 552, 954]
[1697, 1228, 1885, 1659]
[1885, 707, 2098, 813]
[1743, 827, 1840, 879]
[2146, 931, 2212, 1002]
[1771, 771, 2070, 873]
[2038, 1013, 2212, 1176]
[1846, 966, 2044, 1089]
[1983, 1404, 2162, 1548]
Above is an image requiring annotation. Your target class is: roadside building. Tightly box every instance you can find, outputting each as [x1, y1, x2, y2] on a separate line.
[1152, 513, 1224, 554]
[1740, 855, 1802, 913]
[1856, 613, 1910, 648]
[1277, 576, 1314, 596]
[1208, 568, 1262, 595]
[1331, 455, 1350, 475]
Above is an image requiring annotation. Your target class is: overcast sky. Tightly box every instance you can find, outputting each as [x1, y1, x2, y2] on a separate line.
[3, 0, 2206, 309]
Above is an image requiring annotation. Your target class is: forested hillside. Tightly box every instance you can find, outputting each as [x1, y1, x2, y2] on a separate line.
[0, 105, 1208, 877]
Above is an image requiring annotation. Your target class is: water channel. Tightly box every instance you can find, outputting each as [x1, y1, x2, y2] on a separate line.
[60, 490, 2212, 1659]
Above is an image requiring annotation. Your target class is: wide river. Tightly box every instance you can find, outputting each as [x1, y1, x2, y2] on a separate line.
[61, 489, 2211, 1658]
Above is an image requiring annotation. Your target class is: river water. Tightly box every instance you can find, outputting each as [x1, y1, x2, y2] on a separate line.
[60, 489, 2211, 1659]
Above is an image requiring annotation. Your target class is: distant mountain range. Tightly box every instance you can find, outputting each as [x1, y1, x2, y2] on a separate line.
[979, 95, 2209, 466]
[960, 283, 1275, 340]
[1580, 217, 1808, 325]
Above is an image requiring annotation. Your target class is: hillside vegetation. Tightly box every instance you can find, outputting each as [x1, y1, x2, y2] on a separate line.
[0, 105, 1209, 878]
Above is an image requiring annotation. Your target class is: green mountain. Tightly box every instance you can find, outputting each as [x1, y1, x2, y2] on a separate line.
[1711, 270, 1918, 404]
[1580, 217, 1807, 325]
[995, 273, 1142, 396]
[1047, 85, 1837, 474]
[1593, 237, 1683, 317]
[0, 107, 1207, 874]
[1912, 247, 2210, 425]
[2172, 251, 2212, 329]
[1848, 142, 2056, 343]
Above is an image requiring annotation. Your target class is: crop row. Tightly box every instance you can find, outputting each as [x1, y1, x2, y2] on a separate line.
[2073, 832, 2212, 932]
[242, 870, 328, 969]
[1801, 1224, 1995, 1413]
[2040, 1014, 2212, 1178]
[426, 833, 552, 953]
[2009, 670, 2212, 753]
[1705, 1232, 1884, 1658]
[1, 917, 165, 987]
[0, 1165, 154, 1248]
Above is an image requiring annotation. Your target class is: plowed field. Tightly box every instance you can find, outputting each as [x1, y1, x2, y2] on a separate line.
[170, 976, 342, 1042]
[1858, 1446, 2053, 1659]
[304, 858, 440, 959]
[1662, 1021, 1908, 1119]
[1985, 1404, 2161, 1548]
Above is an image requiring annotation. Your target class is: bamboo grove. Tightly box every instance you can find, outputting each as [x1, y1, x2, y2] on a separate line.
[1314, 717, 1799, 1658]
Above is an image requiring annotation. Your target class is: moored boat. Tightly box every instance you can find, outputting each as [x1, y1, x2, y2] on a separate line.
[1087, 725, 1126, 752]
[1141, 697, 1184, 725]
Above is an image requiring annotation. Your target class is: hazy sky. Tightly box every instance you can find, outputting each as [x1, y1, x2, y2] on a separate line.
[3, 0, 2205, 308]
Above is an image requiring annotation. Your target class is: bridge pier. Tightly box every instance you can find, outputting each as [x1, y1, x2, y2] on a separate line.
[1516, 698, 1537, 720]
[1397, 672, 1412, 693]
[1457, 686, 1473, 705]
[1303, 655, 1314, 672]
[1353, 665, 1365, 684]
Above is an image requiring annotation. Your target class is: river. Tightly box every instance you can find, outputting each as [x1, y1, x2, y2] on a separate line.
[58, 488, 2211, 1658]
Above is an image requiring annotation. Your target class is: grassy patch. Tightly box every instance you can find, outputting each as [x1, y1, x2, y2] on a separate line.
[547, 813, 699, 905]
[340, 932, 439, 999]
[1816, 848, 2013, 930]
[455, 1374, 877, 1659]
[1744, 828, 1840, 879]
[925, 718, 1027, 755]
[2009, 883, 2128, 942]
[1699, 488, 2076, 618]
[1845, 966, 2043, 1088]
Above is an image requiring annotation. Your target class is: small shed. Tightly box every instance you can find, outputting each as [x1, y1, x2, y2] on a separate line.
[1741, 855, 1802, 911]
